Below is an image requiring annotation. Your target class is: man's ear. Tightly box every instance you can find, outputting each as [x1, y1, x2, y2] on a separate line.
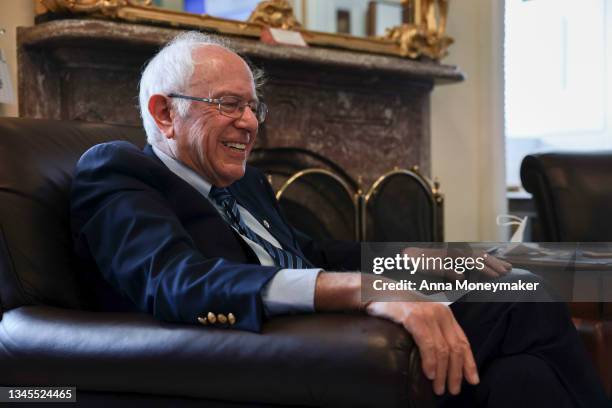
[148, 94, 175, 139]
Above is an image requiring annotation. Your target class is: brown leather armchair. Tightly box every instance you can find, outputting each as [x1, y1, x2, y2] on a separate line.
[521, 152, 612, 397]
[0, 117, 433, 407]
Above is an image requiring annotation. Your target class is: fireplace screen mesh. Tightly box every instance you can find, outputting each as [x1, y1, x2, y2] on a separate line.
[364, 171, 436, 242]
[250, 149, 441, 242]
[277, 170, 357, 242]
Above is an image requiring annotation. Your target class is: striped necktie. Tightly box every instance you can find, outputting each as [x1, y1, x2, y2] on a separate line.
[209, 186, 305, 269]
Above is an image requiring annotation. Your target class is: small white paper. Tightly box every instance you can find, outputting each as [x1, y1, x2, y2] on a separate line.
[0, 48, 16, 105]
[268, 28, 307, 47]
[496, 214, 527, 243]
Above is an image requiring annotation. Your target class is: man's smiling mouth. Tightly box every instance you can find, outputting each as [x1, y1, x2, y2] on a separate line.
[222, 142, 246, 151]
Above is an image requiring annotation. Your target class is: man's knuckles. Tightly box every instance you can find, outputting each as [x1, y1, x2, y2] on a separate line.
[450, 343, 465, 356]
[418, 338, 437, 354]
[436, 343, 450, 358]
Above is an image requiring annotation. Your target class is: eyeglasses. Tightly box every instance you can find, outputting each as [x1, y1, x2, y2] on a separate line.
[168, 93, 268, 123]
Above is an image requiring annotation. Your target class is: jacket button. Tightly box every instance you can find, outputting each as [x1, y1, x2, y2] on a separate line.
[217, 314, 228, 324]
[263, 220, 270, 229]
[207, 312, 217, 324]
[197, 316, 208, 325]
[228, 313, 236, 325]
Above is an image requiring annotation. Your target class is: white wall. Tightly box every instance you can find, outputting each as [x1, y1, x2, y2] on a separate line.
[431, 0, 507, 241]
[0, 0, 35, 117]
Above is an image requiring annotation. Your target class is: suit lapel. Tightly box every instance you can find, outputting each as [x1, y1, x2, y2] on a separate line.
[143, 144, 309, 266]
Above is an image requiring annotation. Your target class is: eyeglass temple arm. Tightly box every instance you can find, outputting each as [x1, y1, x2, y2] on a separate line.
[167, 94, 214, 103]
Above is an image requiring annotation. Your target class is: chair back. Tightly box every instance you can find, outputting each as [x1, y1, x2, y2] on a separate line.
[0, 118, 145, 314]
[521, 152, 612, 241]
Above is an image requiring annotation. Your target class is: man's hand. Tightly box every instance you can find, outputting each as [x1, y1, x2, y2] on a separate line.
[402, 247, 513, 280]
[314, 272, 480, 396]
[365, 301, 480, 396]
[479, 251, 513, 278]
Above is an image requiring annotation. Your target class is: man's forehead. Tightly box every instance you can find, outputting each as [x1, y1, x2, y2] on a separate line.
[191, 45, 251, 80]
[188, 46, 255, 98]
[192, 44, 243, 62]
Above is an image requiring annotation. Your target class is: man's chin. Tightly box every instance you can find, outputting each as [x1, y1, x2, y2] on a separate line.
[218, 166, 246, 186]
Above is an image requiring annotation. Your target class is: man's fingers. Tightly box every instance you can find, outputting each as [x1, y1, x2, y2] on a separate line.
[404, 315, 437, 381]
[481, 265, 502, 278]
[438, 309, 480, 394]
[483, 259, 505, 276]
[490, 255, 512, 272]
[375, 302, 479, 397]
[447, 343, 465, 394]
[430, 322, 449, 396]
[483, 254, 512, 276]
[463, 352, 479, 385]
[439, 326, 465, 395]
[453, 321, 479, 386]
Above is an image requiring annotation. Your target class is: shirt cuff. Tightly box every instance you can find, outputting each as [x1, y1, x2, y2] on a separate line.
[261, 268, 322, 316]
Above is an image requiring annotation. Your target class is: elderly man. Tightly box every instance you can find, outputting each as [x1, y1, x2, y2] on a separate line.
[70, 32, 607, 407]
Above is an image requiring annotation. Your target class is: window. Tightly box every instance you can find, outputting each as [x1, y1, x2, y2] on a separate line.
[505, 0, 611, 187]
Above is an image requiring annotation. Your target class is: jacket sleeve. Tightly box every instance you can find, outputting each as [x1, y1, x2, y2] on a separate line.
[70, 142, 280, 332]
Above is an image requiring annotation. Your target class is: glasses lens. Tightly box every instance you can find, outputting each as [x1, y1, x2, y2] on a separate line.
[218, 96, 242, 118]
[218, 96, 267, 123]
[257, 102, 268, 123]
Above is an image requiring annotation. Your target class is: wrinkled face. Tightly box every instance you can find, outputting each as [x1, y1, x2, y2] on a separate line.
[172, 46, 259, 187]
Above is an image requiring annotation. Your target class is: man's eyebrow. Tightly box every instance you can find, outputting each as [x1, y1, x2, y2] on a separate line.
[215, 92, 259, 103]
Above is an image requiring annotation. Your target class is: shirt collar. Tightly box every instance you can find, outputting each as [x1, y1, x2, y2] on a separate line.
[151, 144, 213, 198]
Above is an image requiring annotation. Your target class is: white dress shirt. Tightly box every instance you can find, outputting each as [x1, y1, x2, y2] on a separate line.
[152, 146, 321, 316]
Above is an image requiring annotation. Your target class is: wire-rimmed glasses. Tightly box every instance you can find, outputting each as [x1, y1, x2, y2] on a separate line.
[168, 93, 268, 123]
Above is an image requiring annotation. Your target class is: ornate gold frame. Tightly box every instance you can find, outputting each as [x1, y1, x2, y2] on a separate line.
[382, 0, 453, 59]
[36, 0, 453, 60]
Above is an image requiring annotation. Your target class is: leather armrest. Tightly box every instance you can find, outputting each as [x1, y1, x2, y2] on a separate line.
[573, 317, 612, 397]
[0, 306, 433, 407]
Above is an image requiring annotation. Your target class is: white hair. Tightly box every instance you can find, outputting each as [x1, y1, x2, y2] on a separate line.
[138, 31, 232, 145]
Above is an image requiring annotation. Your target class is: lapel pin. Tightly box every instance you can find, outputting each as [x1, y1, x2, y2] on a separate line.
[263, 220, 271, 229]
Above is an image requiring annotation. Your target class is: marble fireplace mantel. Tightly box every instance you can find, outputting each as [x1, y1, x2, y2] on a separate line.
[17, 19, 464, 186]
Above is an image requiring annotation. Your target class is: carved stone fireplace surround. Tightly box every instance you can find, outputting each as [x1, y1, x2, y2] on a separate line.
[17, 18, 463, 187]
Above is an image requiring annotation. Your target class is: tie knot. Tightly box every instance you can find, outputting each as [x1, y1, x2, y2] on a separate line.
[209, 186, 234, 207]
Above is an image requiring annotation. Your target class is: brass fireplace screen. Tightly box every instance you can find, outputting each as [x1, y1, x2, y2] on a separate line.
[249, 148, 443, 242]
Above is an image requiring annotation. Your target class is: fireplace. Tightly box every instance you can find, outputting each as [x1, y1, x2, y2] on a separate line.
[17, 19, 463, 187]
[249, 148, 443, 242]
[17, 16, 461, 240]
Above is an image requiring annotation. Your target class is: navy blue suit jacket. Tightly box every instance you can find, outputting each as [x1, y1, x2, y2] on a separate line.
[70, 141, 359, 332]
